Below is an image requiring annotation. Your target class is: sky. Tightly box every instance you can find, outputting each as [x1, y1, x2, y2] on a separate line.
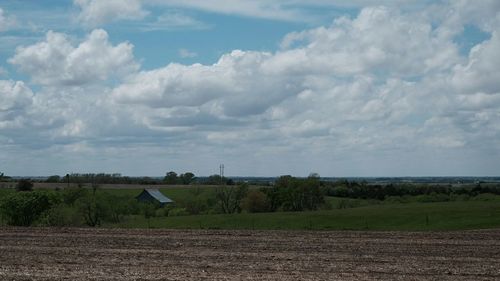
[0, 0, 499, 177]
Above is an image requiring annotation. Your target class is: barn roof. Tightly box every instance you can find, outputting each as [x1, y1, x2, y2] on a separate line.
[141, 189, 174, 204]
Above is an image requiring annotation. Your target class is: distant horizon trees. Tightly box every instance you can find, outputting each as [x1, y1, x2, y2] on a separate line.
[163, 171, 196, 185]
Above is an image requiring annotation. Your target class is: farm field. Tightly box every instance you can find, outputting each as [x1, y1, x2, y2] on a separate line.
[112, 200, 500, 231]
[0, 227, 499, 280]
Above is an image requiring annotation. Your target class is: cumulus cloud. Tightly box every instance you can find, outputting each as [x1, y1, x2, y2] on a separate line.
[112, 50, 296, 118]
[112, 6, 460, 130]
[452, 31, 500, 95]
[107, 2, 500, 167]
[0, 80, 33, 129]
[74, 0, 148, 26]
[2, 1, 500, 175]
[0, 80, 33, 112]
[9, 29, 138, 86]
[275, 6, 459, 76]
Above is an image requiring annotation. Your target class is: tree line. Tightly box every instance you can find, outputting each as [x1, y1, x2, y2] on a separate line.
[322, 180, 500, 200]
[40, 172, 236, 186]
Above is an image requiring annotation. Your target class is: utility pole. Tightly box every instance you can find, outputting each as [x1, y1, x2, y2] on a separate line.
[219, 164, 224, 185]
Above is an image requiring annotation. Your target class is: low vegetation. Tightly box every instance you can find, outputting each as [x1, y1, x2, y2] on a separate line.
[1, 172, 500, 230]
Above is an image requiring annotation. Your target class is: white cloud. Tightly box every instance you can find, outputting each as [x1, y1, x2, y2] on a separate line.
[0, 80, 33, 129]
[139, 11, 211, 31]
[74, 0, 148, 26]
[112, 6, 461, 128]
[147, 0, 314, 22]
[179, 48, 197, 58]
[274, 6, 459, 76]
[146, 0, 434, 23]
[0, 80, 33, 112]
[2, 1, 500, 176]
[112, 50, 293, 118]
[452, 31, 500, 95]
[9, 29, 138, 86]
[0, 8, 16, 32]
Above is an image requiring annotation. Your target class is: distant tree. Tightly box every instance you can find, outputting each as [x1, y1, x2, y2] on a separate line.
[206, 174, 232, 185]
[16, 179, 33, 192]
[179, 172, 195, 185]
[207, 174, 223, 185]
[164, 171, 178, 184]
[45, 175, 61, 183]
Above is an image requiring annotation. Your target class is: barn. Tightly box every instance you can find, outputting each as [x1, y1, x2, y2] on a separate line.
[136, 189, 174, 207]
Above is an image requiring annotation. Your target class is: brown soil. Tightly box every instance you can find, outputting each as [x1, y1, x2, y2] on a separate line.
[0, 227, 499, 280]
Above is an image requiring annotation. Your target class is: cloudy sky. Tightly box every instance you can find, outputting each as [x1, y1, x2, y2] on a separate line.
[0, 0, 499, 177]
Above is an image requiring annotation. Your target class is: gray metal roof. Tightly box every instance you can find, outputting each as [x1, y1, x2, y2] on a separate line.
[144, 189, 173, 203]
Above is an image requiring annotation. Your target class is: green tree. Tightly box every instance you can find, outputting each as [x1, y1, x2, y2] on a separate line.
[164, 171, 178, 184]
[179, 172, 195, 184]
[264, 175, 324, 212]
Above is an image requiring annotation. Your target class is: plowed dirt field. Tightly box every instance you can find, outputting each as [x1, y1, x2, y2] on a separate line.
[1, 227, 499, 280]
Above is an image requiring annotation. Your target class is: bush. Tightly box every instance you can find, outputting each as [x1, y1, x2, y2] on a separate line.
[180, 196, 210, 215]
[240, 190, 268, 213]
[38, 204, 82, 227]
[384, 196, 410, 204]
[168, 207, 189, 216]
[471, 193, 500, 201]
[336, 199, 360, 209]
[16, 179, 33, 192]
[0, 191, 61, 226]
[415, 193, 450, 203]
[62, 187, 88, 205]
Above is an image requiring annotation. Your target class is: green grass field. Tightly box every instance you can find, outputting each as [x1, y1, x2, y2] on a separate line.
[2, 186, 500, 231]
[110, 200, 500, 231]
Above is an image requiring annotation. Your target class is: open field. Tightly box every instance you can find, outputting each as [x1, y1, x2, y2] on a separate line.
[113, 200, 500, 231]
[0, 227, 499, 280]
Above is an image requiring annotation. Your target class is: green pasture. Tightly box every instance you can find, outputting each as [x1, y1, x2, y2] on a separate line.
[110, 199, 500, 231]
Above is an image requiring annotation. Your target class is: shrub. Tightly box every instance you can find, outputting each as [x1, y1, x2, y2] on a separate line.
[471, 193, 500, 201]
[38, 204, 82, 227]
[168, 207, 189, 216]
[0, 191, 61, 226]
[16, 179, 33, 192]
[336, 199, 359, 209]
[62, 187, 88, 205]
[415, 193, 450, 203]
[240, 190, 268, 213]
[180, 196, 210, 215]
